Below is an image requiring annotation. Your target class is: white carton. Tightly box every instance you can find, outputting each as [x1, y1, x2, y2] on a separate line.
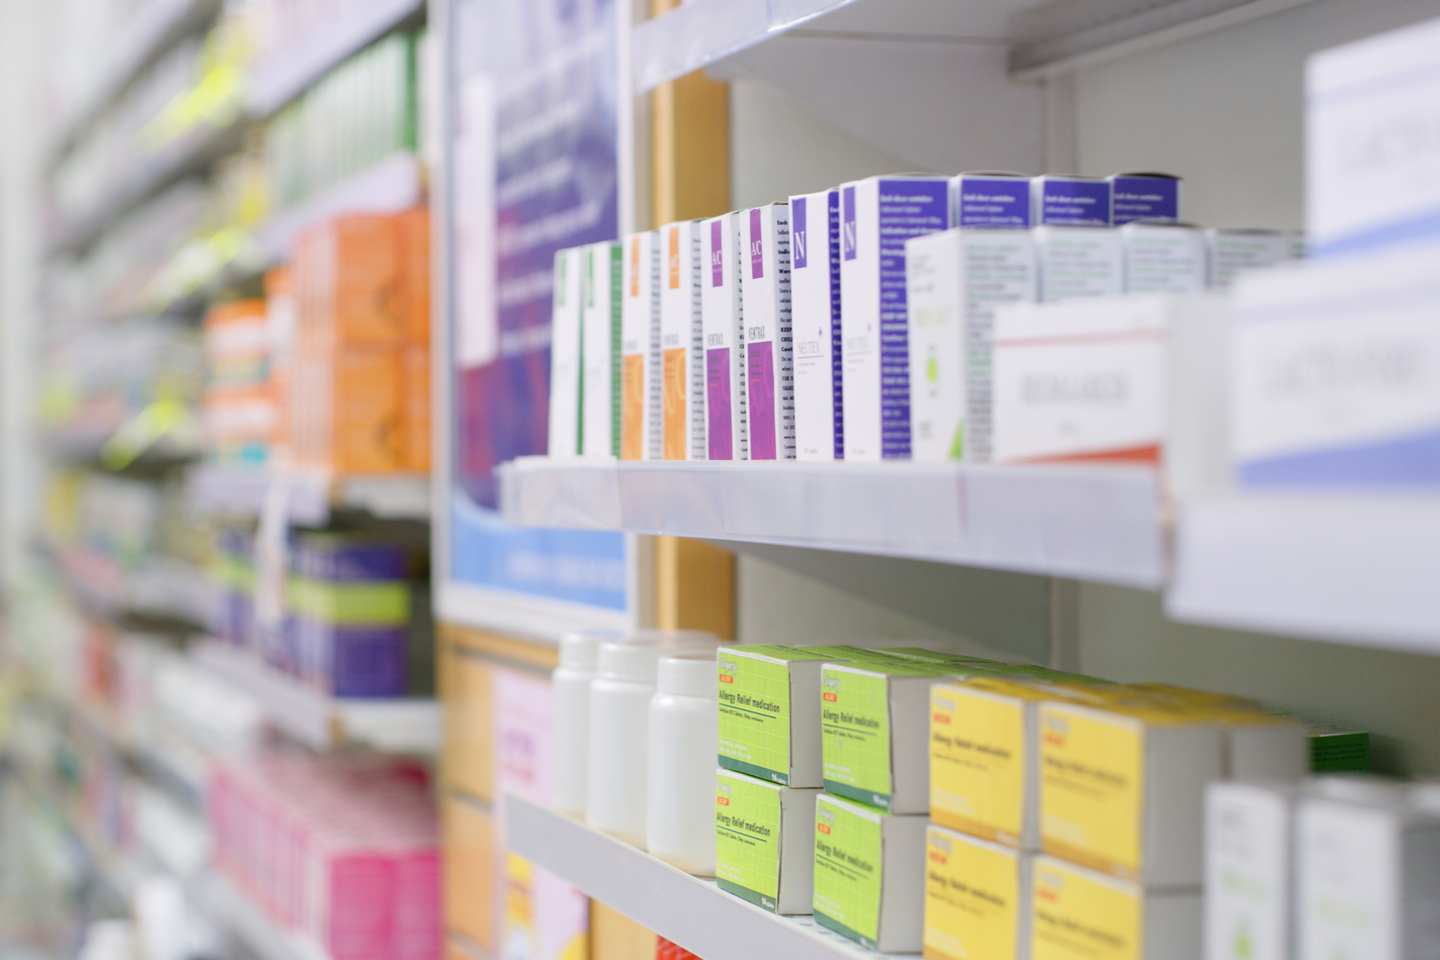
[621, 230, 661, 461]
[1205, 780, 1297, 960]
[659, 219, 706, 460]
[740, 202, 795, 460]
[905, 228, 1035, 462]
[1307, 15, 1440, 255]
[548, 246, 583, 457]
[581, 241, 622, 457]
[989, 295, 1169, 465]
[790, 189, 843, 460]
[1123, 222, 1207, 293]
[1205, 229, 1294, 291]
[1033, 226, 1123, 301]
[839, 175, 951, 460]
[703, 211, 748, 461]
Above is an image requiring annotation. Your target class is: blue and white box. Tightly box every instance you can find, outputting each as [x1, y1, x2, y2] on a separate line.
[1307, 15, 1440, 256]
[1031, 175, 1112, 228]
[1108, 173, 1181, 226]
[791, 189, 843, 460]
[951, 172, 1031, 229]
[1232, 242, 1440, 486]
[739, 202, 796, 461]
[839, 175, 951, 460]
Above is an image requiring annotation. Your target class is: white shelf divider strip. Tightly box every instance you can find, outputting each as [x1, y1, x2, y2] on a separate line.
[506, 795, 912, 960]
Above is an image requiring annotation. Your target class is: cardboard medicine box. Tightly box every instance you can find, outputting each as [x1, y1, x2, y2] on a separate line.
[924, 824, 1031, 960]
[580, 241, 622, 458]
[813, 793, 928, 952]
[659, 219, 707, 460]
[702, 211, 748, 461]
[739, 202, 796, 460]
[1204, 780, 1298, 960]
[1031, 855, 1202, 960]
[714, 768, 820, 915]
[621, 230, 661, 461]
[1122, 222, 1207, 294]
[548, 246, 583, 457]
[1033, 226, 1123, 302]
[1108, 172, 1181, 226]
[789, 189, 843, 461]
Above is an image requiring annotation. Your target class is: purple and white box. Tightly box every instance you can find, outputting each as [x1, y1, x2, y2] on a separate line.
[1108, 173, 1181, 226]
[702, 211, 748, 461]
[739, 202, 795, 460]
[839, 175, 951, 460]
[1031, 175, 1112, 228]
[951, 172, 1032, 229]
[790, 189, 843, 461]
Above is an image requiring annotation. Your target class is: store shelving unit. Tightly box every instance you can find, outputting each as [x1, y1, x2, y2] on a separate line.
[507, 795, 906, 960]
[193, 870, 330, 960]
[498, 457, 1165, 588]
[189, 463, 430, 524]
[190, 639, 440, 754]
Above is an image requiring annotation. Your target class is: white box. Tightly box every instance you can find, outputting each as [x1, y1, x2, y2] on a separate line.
[790, 189, 843, 461]
[839, 175, 951, 460]
[1031, 174, 1112, 228]
[1307, 15, 1440, 256]
[1123, 221, 1207, 293]
[1298, 791, 1440, 960]
[1032, 856, 1201, 960]
[1205, 229, 1294, 291]
[581, 241, 622, 458]
[548, 246, 583, 457]
[659, 219, 706, 460]
[906, 228, 1036, 463]
[1034, 226, 1123, 302]
[989, 295, 1169, 465]
[740, 202, 795, 460]
[703, 211, 748, 461]
[1205, 780, 1297, 960]
[621, 230, 661, 461]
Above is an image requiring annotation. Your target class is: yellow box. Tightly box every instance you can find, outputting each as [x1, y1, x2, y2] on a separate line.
[1031, 855, 1200, 960]
[924, 824, 1030, 960]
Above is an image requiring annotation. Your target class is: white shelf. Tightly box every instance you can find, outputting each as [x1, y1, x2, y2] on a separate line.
[193, 870, 329, 960]
[1170, 495, 1440, 654]
[188, 464, 430, 525]
[191, 640, 440, 754]
[246, 0, 424, 117]
[498, 458, 1166, 588]
[255, 153, 424, 262]
[507, 795, 913, 960]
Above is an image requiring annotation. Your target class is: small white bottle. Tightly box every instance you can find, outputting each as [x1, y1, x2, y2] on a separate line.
[552, 630, 619, 817]
[586, 631, 719, 847]
[646, 652, 721, 875]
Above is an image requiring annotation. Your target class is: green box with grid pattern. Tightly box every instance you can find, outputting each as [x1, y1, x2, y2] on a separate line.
[715, 768, 821, 914]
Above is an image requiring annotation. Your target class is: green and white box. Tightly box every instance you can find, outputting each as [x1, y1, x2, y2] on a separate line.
[905, 228, 1036, 463]
[581, 241, 623, 457]
[1205, 780, 1298, 960]
[1204, 228, 1294, 291]
[813, 793, 928, 952]
[715, 768, 821, 915]
[718, 644, 902, 787]
[1122, 221, 1207, 294]
[821, 659, 993, 813]
[548, 246, 583, 457]
[1033, 226, 1123, 302]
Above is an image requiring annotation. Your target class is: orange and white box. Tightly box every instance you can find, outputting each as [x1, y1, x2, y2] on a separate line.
[621, 230, 661, 461]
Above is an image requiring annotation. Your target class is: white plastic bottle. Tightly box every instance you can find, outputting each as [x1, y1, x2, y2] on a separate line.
[586, 631, 719, 846]
[646, 652, 721, 875]
[551, 630, 619, 817]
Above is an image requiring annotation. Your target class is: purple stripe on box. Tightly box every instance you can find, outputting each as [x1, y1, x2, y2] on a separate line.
[793, 197, 808, 269]
[706, 347, 733, 460]
[711, 220, 724, 287]
[750, 208, 764, 280]
[828, 189, 843, 459]
[748, 340, 776, 460]
[957, 176, 1031, 228]
[1239, 427, 1440, 487]
[327, 623, 410, 697]
[843, 186, 857, 261]
[1111, 175, 1179, 225]
[1037, 177, 1112, 227]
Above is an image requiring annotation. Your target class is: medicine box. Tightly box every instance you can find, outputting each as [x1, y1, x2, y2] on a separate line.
[717, 644, 905, 787]
[839, 175, 951, 461]
[790, 189, 843, 461]
[740, 202, 795, 459]
[906, 228, 1036, 463]
[1204, 780, 1297, 960]
[1231, 244, 1440, 487]
[580, 241, 622, 457]
[548, 246, 582, 457]
[1122, 222, 1207, 293]
[1108, 172, 1181, 226]
[988, 294, 1169, 466]
[659, 220, 706, 460]
[1031, 856, 1202, 960]
[924, 825, 1030, 960]
[1204, 229, 1293, 290]
[1034, 226, 1123, 302]
[813, 793, 928, 952]
[621, 230, 661, 461]
[703, 212, 748, 460]
[714, 769, 821, 915]
[1306, 15, 1440, 256]
[1031, 175, 1112, 228]
[951, 172, 1032, 229]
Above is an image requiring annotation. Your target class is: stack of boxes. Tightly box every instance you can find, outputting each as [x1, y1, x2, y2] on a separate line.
[202, 297, 276, 466]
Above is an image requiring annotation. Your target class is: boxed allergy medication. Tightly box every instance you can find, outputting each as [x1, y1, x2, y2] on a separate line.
[813, 793, 928, 952]
[714, 768, 821, 915]
[924, 824, 1031, 960]
[790, 189, 843, 461]
[1031, 855, 1202, 960]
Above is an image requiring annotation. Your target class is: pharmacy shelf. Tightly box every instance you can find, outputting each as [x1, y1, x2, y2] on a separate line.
[46, 544, 211, 630]
[254, 153, 424, 262]
[498, 458, 1165, 588]
[246, 0, 425, 118]
[190, 639, 440, 754]
[1169, 495, 1440, 655]
[188, 464, 430, 525]
[44, 0, 223, 164]
[507, 795, 914, 960]
[193, 870, 329, 960]
[633, 0, 1321, 90]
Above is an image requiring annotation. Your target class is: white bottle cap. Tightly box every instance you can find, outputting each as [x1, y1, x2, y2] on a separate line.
[559, 631, 619, 671]
[597, 633, 721, 684]
[657, 652, 720, 699]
